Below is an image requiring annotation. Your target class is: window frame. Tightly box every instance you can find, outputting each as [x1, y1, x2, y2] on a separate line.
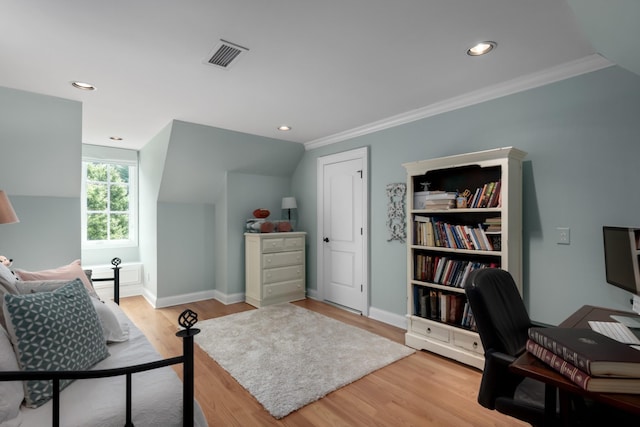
[81, 157, 138, 249]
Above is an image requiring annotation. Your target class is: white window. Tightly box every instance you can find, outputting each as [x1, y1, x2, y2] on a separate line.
[81, 158, 138, 248]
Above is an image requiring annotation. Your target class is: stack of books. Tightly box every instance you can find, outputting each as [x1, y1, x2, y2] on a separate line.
[527, 327, 640, 393]
[414, 191, 457, 210]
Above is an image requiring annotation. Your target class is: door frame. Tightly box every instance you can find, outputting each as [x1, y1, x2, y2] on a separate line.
[316, 147, 369, 316]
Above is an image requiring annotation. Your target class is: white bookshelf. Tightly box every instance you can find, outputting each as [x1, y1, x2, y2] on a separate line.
[403, 147, 526, 369]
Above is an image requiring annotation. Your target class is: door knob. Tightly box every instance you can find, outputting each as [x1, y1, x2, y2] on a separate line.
[323, 237, 330, 242]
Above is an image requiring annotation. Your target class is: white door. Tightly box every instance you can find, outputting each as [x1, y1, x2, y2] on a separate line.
[317, 148, 368, 315]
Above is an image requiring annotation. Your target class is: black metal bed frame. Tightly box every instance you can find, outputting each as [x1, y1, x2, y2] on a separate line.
[0, 258, 200, 427]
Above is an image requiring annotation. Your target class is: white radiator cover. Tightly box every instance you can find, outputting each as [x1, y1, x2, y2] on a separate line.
[86, 262, 143, 300]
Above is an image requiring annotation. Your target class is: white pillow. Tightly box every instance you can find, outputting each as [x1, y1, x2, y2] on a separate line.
[90, 298, 130, 343]
[0, 263, 17, 293]
[0, 325, 24, 425]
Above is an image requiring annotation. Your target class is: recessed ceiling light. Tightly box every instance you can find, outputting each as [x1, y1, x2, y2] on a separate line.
[467, 41, 497, 56]
[278, 125, 292, 131]
[71, 81, 96, 91]
[109, 136, 123, 141]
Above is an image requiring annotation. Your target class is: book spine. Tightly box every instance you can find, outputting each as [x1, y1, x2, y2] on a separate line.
[528, 328, 593, 375]
[488, 180, 501, 208]
[526, 340, 591, 390]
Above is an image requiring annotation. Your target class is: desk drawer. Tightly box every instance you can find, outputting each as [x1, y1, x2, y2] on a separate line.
[263, 265, 304, 284]
[263, 251, 303, 268]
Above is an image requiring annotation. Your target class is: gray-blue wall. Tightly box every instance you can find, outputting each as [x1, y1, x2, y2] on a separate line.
[148, 120, 304, 303]
[0, 86, 82, 268]
[3, 63, 640, 326]
[295, 65, 640, 325]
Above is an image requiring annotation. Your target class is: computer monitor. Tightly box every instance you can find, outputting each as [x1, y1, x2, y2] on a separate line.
[603, 226, 640, 321]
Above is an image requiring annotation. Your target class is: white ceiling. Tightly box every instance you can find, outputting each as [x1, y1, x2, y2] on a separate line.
[0, 1, 623, 151]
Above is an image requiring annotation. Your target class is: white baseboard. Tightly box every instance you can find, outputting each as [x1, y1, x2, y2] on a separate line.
[305, 289, 407, 330]
[212, 289, 246, 305]
[154, 289, 220, 309]
[95, 283, 143, 301]
[141, 287, 157, 308]
[368, 307, 407, 330]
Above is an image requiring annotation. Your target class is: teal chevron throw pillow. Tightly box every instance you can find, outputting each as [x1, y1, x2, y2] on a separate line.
[2, 279, 109, 407]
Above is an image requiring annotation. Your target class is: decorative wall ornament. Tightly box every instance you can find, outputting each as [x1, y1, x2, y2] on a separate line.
[386, 183, 406, 242]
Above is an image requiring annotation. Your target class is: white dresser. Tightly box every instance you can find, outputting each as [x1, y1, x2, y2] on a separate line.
[244, 232, 306, 307]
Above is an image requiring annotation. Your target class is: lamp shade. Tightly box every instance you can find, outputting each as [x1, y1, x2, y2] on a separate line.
[0, 191, 19, 224]
[281, 197, 297, 210]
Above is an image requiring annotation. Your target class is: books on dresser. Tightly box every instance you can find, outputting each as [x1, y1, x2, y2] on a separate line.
[528, 327, 640, 378]
[526, 340, 640, 393]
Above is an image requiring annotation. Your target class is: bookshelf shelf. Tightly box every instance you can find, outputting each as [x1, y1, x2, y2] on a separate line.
[403, 147, 526, 370]
[410, 245, 500, 256]
[411, 280, 466, 294]
[412, 207, 502, 214]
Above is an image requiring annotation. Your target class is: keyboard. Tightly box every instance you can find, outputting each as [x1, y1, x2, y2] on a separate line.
[588, 321, 640, 345]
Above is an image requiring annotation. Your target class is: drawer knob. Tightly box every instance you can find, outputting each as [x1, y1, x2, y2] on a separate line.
[473, 342, 478, 348]
[426, 327, 431, 334]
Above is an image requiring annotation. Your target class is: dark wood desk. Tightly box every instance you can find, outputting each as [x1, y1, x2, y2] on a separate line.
[511, 305, 640, 418]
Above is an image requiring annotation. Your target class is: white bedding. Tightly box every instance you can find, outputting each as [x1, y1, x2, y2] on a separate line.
[15, 303, 208, 427]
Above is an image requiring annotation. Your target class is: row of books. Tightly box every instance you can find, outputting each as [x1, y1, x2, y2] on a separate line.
[461, 180, 501, 209]
[414, 287, 476, 330]
[414, 216, 498, 251]
[527, 327, 640, 393]
[414, 255, 498, 288]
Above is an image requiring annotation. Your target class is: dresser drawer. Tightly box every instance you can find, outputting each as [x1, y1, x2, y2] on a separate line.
[263, 265, 304, 284]
[262, 236, 305, 253]
[453, 330, 483, 355]
[263, 251, 303, 268]
[283, 236, 304, 251]
[411, 316, 449, 343]
[262, 237, 285, 253]
[264, 280, 304, 299]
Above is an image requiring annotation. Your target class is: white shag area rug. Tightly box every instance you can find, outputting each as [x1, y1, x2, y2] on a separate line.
[195, 303, 414, 419]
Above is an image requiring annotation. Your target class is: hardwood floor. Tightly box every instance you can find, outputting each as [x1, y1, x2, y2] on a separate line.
[119, 296, 528, 426]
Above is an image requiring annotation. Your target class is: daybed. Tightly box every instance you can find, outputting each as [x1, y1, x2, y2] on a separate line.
[0, 258, 208, 427]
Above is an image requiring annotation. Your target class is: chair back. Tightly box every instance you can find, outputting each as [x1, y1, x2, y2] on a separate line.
[464, 268, 531, 357]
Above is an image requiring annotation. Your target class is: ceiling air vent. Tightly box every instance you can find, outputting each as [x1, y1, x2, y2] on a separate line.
[205, 40, 249, 69]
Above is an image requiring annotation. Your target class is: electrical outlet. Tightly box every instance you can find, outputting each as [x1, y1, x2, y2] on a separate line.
[557, 227, 570, 245]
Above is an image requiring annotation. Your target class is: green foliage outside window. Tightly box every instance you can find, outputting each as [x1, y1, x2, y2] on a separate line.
[85, 162, 131, 241]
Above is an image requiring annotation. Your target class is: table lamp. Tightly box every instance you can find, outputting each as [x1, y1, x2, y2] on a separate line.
[281, 196, 297, 230]
[0, 191, 19, 224]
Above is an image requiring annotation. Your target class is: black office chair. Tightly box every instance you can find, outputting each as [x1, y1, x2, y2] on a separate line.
[464, 268, 555, 426]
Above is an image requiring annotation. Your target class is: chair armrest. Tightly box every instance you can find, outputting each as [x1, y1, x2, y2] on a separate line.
[491, 350, 517, 366]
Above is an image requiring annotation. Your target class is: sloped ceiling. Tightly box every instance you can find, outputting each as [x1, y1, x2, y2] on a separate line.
[0, 1, 636, 151]
[567, 0, 640, 77]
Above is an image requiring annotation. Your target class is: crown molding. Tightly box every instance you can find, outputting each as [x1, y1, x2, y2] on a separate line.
[304, 54, 614, 151]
